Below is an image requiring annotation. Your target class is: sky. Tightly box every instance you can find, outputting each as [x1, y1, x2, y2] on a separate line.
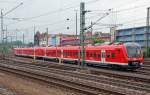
[0, 0, 150, 43]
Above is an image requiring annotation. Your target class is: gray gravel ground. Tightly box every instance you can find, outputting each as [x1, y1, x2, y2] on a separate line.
[0, 86, 16, 95]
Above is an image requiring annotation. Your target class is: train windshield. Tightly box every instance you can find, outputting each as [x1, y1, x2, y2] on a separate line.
[125, 43, 142, 58]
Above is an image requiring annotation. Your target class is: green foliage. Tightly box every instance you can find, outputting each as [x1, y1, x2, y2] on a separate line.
[27, 42, 34, 47]
[0, 40, 23, 55]
[12, 40, 23, 46]
[0, 44, 11, 55]
[143, 47, 150, 58]
[93, 39, 105, 44]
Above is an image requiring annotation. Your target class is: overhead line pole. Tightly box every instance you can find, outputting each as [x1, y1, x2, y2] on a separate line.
[33, 25, 36, 46]
[1, 9, 4, 44]
[91, 22, 94, 45]
[6, 25, 8, 44]
[46, 28, 49, 46]
[80, 2, 86, 67]
[23, 33, 24, 47]
[146, 7, 150, 57]
[33, 25, 36, 63]
[75, 10, 78, 39]
[0, 3, 23, 56]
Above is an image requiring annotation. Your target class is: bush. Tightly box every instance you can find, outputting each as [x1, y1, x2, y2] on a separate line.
[143, 47, 150, 58]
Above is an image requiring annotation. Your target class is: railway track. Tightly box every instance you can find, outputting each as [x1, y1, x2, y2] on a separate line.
[135, 67, 150, 75]
[0, 61, 117, 95]
[3, 60, 150, 93]
[0, 59, 150, 95]
[4, 57, 150, 83]
[0, 60, 139, 95]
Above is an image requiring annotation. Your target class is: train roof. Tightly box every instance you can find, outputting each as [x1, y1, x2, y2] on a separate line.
[14, 42, 140, 50]
[14, 45, 124, 50]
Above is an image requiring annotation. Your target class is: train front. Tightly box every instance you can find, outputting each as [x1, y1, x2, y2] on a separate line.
[124, 43, 144, 69]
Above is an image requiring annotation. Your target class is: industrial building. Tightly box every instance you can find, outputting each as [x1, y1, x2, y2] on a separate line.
[116, 26, 149, 47]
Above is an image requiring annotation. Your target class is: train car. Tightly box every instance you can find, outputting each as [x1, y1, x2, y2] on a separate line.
[14, 42, 144, 70]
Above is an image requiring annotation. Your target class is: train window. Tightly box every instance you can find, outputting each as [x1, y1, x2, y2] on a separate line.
[75, 52, 78, 57]
[90, 53, 93, 57]
[65, 52, 67, 56]
[98, 54, 101, 58]
[94, 53, 96, 58]
[106, 53, 111, 58]
[112, 53, 115, 58]
[70, 52, 71, 56]
[118, 49, 121, 54]
[63, 52, 65, 56]
[68, 52, 70, 56]
[66, 52, 68, 56]
[66, 52, 67, 55]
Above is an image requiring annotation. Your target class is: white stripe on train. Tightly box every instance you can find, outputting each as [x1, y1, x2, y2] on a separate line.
[16, 54, 130, 66]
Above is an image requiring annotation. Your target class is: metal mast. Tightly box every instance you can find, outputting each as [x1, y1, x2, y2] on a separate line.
[80, 2, 86, 67]
[146, 7, 150, 57]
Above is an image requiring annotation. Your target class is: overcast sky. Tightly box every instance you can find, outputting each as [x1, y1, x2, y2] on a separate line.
[1, 0, 150, 43]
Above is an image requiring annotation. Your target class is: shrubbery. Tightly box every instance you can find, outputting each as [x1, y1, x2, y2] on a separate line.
[143, 47, 150, 58]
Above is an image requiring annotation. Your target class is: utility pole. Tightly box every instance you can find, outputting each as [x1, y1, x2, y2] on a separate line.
[33, 25, 36, 46]
[0, 3, 23, 56]
[9, 36, 12, 48]
[74, 10, 78, 46]
[91, 22, 94, 45]
[23, 33, 24, 47]
[75, 10, 78, 39]
[80, 2, 86, 67]
[46, 28, 49, 46]
[1, 9, 4, 44]
[33, 25, 36, 63]
[15, 29, 18, 47]
[6, 25, 8, 44]
[146, 7, 150, 57]
[110, 26, 117, 42]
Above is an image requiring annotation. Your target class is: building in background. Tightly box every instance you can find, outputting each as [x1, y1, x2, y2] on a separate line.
[61, 36, 80, 46]
[34, 31, 41, 46]
[39, 32, 50, 46]
[94, 32, 111, 42]
[49, 34, 61, 46]
[110, 27, 117, 42]
[84, 31, 93, 45]
[116, 26, 149, 47]
[34, 31, 111, 47]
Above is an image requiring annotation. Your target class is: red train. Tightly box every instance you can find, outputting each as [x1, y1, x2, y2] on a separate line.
[14, 42, 144, 70]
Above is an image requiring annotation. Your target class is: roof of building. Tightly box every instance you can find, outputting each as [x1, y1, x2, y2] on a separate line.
[117, 26, 147, 31]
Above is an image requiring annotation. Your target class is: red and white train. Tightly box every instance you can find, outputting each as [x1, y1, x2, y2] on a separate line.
[14, 42, 144, 70]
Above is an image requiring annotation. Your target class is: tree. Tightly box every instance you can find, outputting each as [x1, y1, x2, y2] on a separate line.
[93, 39, 105, 44]
[27, 42, 34, 47]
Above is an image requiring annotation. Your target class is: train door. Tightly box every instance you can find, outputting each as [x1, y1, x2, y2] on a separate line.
[59, 49, 63, 64]
[101, 50, 106, 64]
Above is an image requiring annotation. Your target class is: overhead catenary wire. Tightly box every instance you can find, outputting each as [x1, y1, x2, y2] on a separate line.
[90, 3, 150, 14]
[18, 0, 100, 21]
[3, 2, 23, 16]
[7, 12, 147, 34]
[7, 11, 104, 31]
[4, 0, 150, 43]
[6, 1, 150, 29]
